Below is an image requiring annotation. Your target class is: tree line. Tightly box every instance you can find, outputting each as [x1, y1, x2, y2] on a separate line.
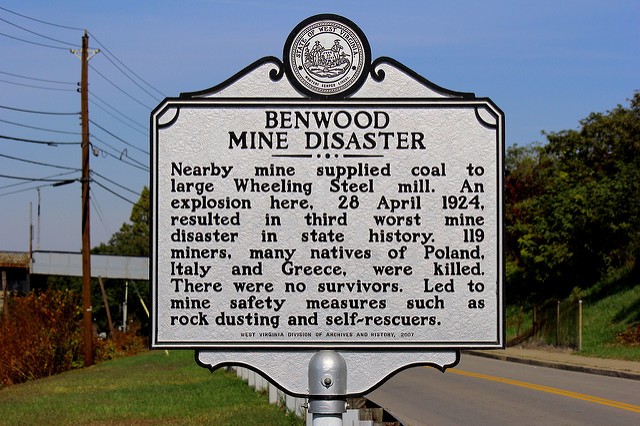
[506, 92, 640, 304]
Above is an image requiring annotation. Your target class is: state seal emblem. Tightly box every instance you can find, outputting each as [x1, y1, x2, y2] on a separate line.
[284, 14, 371, 98]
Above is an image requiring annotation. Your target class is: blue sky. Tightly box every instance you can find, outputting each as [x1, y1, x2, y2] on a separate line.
[1, 1, 638, 252]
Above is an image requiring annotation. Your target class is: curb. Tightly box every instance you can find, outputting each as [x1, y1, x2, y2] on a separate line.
[465, 350, 640, 382]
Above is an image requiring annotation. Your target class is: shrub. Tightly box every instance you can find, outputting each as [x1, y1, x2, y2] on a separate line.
[0, 290, 83, 387]
[94, 321, 148, 362]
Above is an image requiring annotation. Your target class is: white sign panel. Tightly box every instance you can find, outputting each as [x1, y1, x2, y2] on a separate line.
[151, 15, 504, 353]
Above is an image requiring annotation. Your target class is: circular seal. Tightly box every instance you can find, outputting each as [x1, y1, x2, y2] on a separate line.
[284, 14, 371, 98]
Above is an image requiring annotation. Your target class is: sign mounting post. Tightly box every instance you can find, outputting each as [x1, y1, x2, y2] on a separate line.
[151, 13, 504, 409]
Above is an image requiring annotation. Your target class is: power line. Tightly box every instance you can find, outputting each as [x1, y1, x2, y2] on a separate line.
[0, 77, 76, 92]
[0, 152, 78, 171]
[0, 16, 78, 48]
[89, 64, 153, 110]
[91, 178, 136, 204]
[117, 149, 149, 170]
[0, 181, 65, 197]
[89, 119, 150, 155]
[0, 134, 81, 146]
[90, 188, 113, 237]
[89, 135, 125, 156]
[91, 170, 141, 195]
[101, 151, 150, 172]
[90, 40, 162, 102]
[90, 137, 150, 172]
[0, 30, 72, 50]
[0, 104, 79, 115]
[0, 6, 83, 31]
[0, 69, 75, 85]
[0, 173, 78, 183]
[88, 30, 165, 99]
[0, 170, 78, 191]
[0, 117, 80, 135]
[90, 92, 148, 132]
[89, 97, 148, 137]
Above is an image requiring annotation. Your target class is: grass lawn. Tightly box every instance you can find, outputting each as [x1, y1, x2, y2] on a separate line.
[580, 284, 640, 361]
[506, 283, 640, 361]
[0, 350, 304, 426]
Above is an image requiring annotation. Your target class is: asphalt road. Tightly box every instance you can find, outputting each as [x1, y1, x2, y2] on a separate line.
[367, 353, 640, 426]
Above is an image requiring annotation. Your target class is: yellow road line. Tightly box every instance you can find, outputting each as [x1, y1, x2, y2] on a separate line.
[448, 369, 640, 413]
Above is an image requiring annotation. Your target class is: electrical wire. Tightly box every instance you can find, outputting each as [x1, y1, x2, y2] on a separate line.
[90, 188, 113, 237]
[0, 152, 79, 171]
[90, 92, 148, 133]
[0, 6, 84, 31]
[89, 64, 153, 110]
[89, 119, 150, 155]
[90, 40, 162, 102]
[91, 178, 136, 204]
[0, 104, 79, 115]
[89, 98, 148, 137]
[89, 135, 126, 157]
[118, 150, 149, 171]
[0, 171, 78, 190]
[88, 31, 165, 99]
[90, 137, 150, 172]
[0, 69, 75, 85]
[0, 173, 78, 183]
[0, 181, 65, 197]
[0, 134, 80, 145]
[90, 170, 141, 195]
[101, 152, 149, 172]
[0, 77, 76, 92]
[0, 117, 81, 135]
[0, 134, 81, 146]
[0, 30, 73, 50]
[0, 16, 78, 48]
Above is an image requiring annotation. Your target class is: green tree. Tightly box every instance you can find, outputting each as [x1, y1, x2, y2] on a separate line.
[506, 93, 640, 303]
[504, 143, 552, 302]
[95, 186, 150, 257]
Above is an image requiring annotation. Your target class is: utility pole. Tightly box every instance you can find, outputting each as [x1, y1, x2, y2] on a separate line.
[72, 31, 99, 367]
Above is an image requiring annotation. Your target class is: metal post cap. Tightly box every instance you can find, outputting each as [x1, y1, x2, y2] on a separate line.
[308, 350, 347, 414]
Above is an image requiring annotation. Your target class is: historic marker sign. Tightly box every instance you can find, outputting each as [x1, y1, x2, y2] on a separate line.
[151, 15, 504, 353]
